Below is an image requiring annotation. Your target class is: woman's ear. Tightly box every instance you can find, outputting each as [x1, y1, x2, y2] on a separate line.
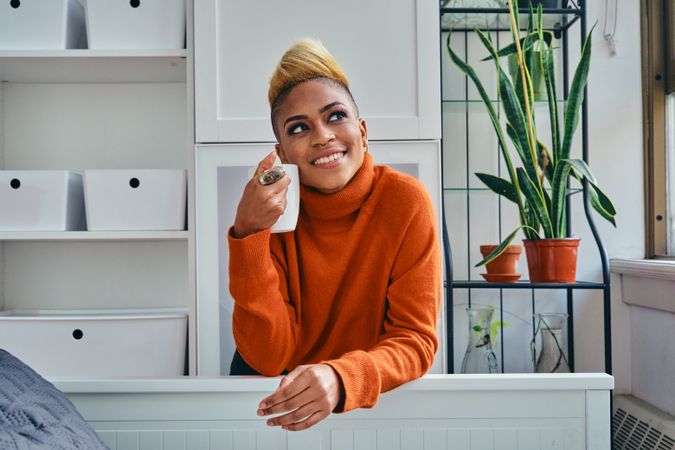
[275, 144, 288, 163]
[359, 118, 368, 148]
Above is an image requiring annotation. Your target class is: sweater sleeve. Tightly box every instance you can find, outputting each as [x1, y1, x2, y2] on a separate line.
[323, 194, 442, 412]
[228, 227, 299, 375]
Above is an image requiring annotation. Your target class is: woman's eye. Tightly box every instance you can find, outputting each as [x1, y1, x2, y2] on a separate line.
[328, 111, 347, 121]
[287, 123, 308, 135]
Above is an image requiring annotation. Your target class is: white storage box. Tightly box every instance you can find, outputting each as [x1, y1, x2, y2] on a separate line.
[0, 0, 86, 50]
[83, 0, 185, 50]
[83, 169, 186, 231]
[0, 170, 85, 231]
[0, 309, 187, 377]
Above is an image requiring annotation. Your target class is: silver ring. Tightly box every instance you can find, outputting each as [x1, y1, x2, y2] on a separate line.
[258, 167, 286, 186]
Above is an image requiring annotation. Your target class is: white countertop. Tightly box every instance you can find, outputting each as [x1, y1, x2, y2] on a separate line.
[53, 373, 614, 394]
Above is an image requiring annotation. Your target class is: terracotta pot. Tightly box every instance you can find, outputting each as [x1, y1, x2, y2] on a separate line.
[523, 238, 580, 283]
[480, 244, 522, 274]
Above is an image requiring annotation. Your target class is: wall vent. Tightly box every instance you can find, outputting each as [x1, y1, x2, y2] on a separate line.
[613, 395, 675, 450]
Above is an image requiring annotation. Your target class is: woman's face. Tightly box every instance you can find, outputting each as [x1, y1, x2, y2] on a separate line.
[274, 79, 368, 194]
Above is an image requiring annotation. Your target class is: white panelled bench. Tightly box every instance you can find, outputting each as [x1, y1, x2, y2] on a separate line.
[55, 373, 613, 450]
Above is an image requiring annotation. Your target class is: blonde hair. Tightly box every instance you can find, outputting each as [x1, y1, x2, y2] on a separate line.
[268, 38, 358, 138]
[268, 38, 350, 108]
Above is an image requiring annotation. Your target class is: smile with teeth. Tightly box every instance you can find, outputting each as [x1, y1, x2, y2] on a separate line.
[312, 152, 345, 166]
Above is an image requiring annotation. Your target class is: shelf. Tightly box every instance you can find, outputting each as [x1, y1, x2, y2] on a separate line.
[447, 280, 607, 289]
[0, 231, 189, 242]
[443, 187, 584, 195]
[0, 50, 187, 83]
[443, 99, 567, 104]
[441, 7, 582, 32]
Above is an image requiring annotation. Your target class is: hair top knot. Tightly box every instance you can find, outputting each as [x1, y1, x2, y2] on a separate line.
[268, 38, 350, 109]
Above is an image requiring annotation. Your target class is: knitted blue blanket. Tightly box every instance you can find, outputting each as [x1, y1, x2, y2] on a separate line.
[0, 349, 108, 449]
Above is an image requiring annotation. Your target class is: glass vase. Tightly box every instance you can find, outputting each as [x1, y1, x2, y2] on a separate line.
[461, 306, 499, 373]
[531, 313, 570, 373]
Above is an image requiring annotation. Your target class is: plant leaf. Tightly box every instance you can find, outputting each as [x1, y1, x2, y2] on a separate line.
[498, 68, 539, 184]
[470, 31, 529, 211]
[589, 186, 618, 226]
[523, 201, 541, 239]
[565, 158, 617, 225]
[551, 160, 573, 237]
[560, 25, 595, 161]
[507, 123, 531, 174]
[474, 227, 521, 267]
[565, 158, 598, 184]
[538, 8, 561, 166]
[480, 31, 553, 61]
[517, 168, 554, 237]
[537, 139, 554, 182]
[476, 173, 520, 204]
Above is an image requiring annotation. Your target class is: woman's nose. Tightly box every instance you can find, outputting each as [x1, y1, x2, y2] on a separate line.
[311, 124, 335, 147]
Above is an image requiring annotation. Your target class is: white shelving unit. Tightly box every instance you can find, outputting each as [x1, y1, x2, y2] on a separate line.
[0, 50, 187, 82]
[0, 14, 196, 374]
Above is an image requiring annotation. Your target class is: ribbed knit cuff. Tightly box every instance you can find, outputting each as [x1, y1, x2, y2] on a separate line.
[227, 226, 274, 277]
[323, 350, 381, 413]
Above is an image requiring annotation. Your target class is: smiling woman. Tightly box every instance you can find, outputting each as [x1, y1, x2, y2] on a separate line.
[227, 38, 441, 432]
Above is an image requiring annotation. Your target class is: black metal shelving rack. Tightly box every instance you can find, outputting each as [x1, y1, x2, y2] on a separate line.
[440, 1, 612, 376]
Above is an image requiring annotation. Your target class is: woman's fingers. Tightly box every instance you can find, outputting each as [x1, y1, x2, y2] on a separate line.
[265, 173, 291, 195]
[255, 151, 278, 176]
[259, 365, 310, 412]
[266, 401, 321, 428]
[261, 188, 288, 216]
[259, 381, 314, 416]
[282, 410, 330, 432]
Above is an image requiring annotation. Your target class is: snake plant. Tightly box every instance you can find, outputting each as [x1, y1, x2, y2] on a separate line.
[447, 1, 617, 267]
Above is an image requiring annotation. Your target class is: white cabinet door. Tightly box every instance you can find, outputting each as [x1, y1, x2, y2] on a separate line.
[195, 141, 445, 376]
[194, 0, 441, 143]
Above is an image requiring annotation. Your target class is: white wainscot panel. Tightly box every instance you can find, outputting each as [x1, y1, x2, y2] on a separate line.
[58, 375, 613, 450]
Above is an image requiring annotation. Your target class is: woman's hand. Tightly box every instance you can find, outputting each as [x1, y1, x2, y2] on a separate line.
[232, 151, 292, 239]
[257, 364, 343, 431]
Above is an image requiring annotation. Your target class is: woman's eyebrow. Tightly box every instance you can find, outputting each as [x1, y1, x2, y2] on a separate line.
[284, 114, 307, 127]
[283, 102, 345, 127]
[319, 101, 344, 113]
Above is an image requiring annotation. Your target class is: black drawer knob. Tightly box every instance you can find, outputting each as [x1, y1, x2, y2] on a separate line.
[129, 177, 140, 188]
[10, 178, 20, 189]
[72, 329, 84, 340]
[130, 0, 140, 8]
[10, 0, 20, 9]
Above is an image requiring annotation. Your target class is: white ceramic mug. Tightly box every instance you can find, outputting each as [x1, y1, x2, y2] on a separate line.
[248, 164, 299, 233]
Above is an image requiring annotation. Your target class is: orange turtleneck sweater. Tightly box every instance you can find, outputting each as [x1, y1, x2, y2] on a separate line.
[228, 153, 441, 412]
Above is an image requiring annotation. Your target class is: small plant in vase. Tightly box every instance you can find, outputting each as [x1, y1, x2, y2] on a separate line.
[447, 1, 617, 282]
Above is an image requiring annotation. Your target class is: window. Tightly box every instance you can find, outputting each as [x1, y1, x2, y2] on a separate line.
[668, 95, 675, 255]
[642, 0, 670, 257]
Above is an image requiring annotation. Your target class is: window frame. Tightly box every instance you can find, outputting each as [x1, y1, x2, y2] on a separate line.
[642, 0, 669, 258]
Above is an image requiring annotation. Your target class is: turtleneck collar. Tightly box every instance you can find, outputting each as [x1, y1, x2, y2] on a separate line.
[299, 152, 375, 220]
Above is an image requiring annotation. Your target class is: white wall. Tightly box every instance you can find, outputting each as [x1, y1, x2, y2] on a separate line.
[442, 0, 644, 378]
[581, 0, 644, 394]
[630, 306, 675, 415]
